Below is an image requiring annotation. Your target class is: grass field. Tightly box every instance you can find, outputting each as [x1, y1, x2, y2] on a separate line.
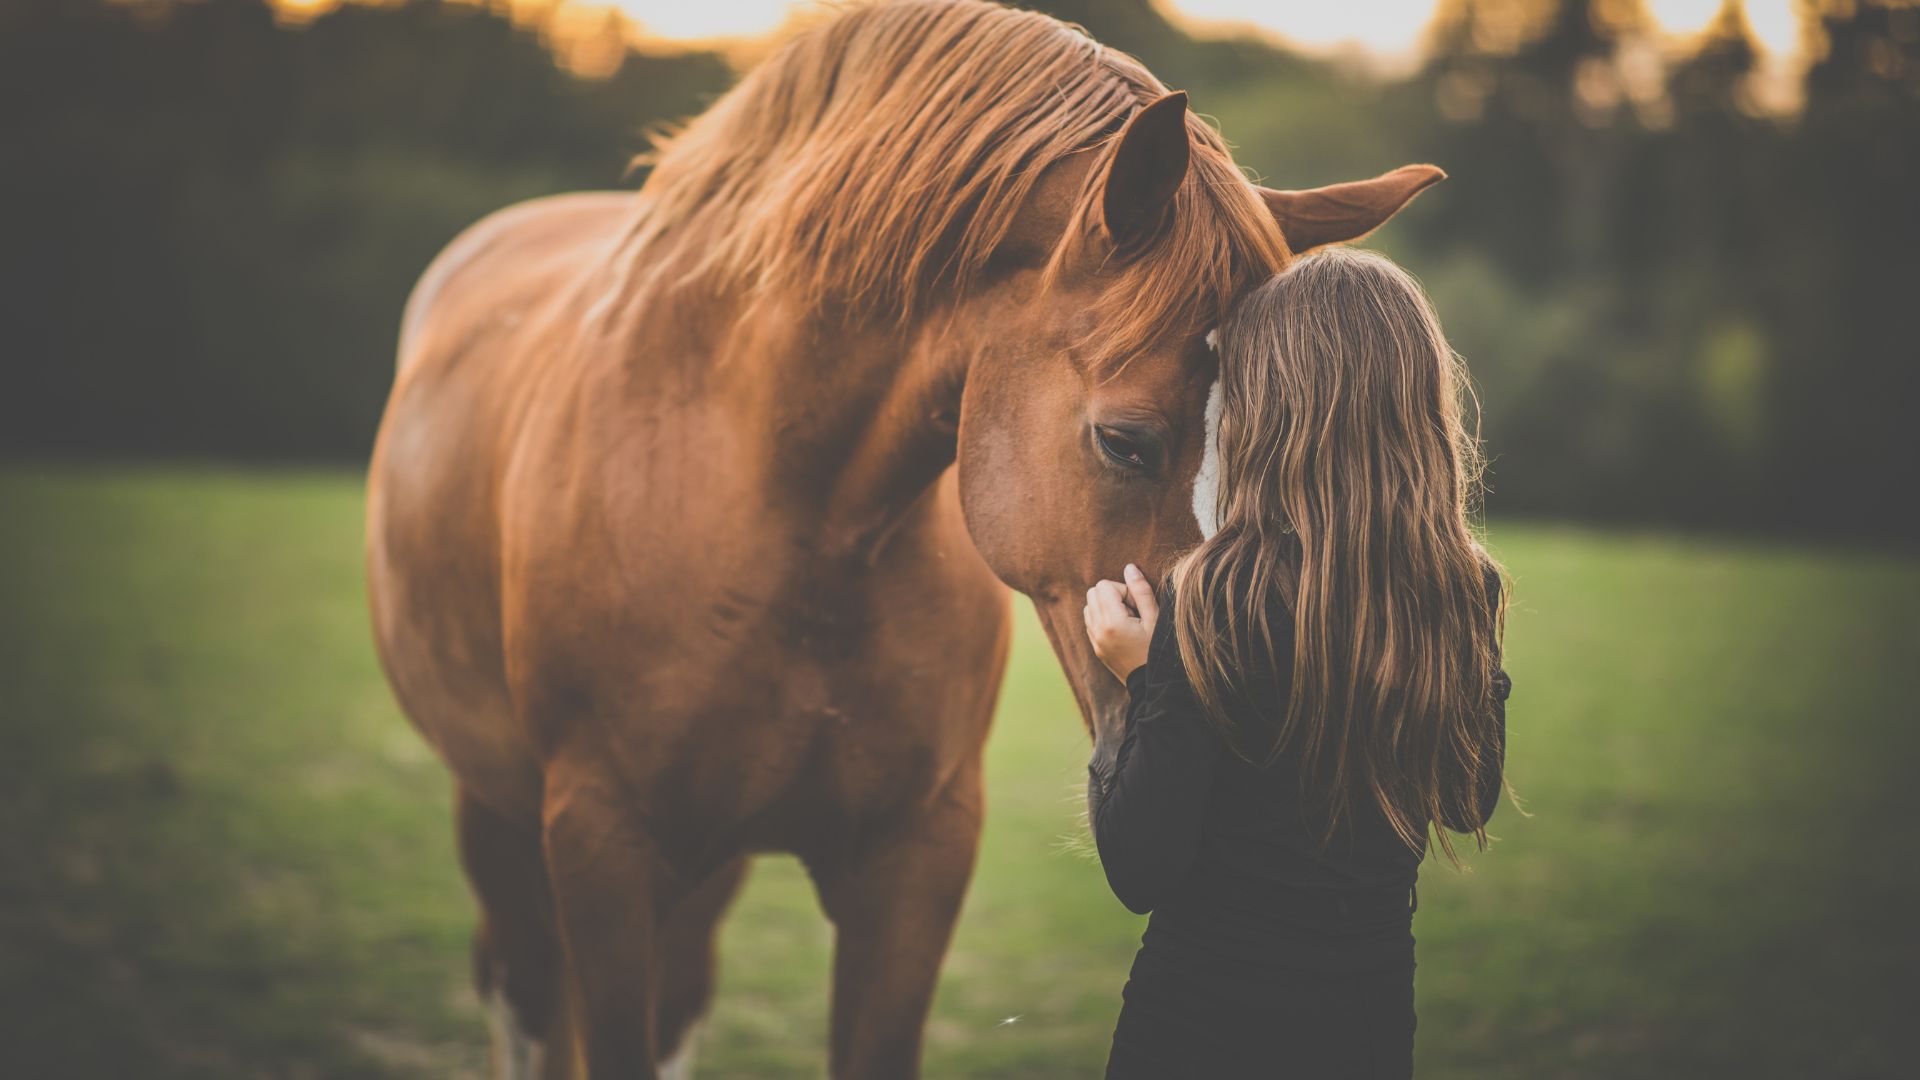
[2, 466, 1915, 1079]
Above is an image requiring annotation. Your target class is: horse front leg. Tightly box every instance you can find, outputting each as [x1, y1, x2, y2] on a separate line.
[456, 788, 573, 1080]
[811, 759, 985, 1080]
[540, 753, 673, 1078]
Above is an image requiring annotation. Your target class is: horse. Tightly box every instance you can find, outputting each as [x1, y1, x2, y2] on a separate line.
[365, 2, 1440, 1076]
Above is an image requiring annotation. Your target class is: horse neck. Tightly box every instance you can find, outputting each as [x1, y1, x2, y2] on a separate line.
[806, 325, 969, 561]
[611, 273, 970, 565]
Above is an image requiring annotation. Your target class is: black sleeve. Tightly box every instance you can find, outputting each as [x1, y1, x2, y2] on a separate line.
[1087, 591, 1220, 915]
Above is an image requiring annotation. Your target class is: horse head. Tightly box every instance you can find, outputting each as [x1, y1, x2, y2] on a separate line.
[943, 91, 1441, 773]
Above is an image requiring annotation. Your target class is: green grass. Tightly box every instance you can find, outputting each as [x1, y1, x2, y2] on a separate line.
[1, 466, 1914, 1079]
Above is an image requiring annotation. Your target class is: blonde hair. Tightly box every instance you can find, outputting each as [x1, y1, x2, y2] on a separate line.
[1168, 247, 1508, 864]
[605, 0, 1287, 362]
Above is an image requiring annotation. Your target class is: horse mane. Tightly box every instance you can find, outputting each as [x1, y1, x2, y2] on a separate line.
[612, 0, 1289, 363]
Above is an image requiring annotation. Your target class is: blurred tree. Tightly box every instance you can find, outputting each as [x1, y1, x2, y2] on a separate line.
[1764, 0, 1920, 537]
[0, 0, 729, 459]
[1, 0, 1914, 541]
[1409, 0, 1647, 279]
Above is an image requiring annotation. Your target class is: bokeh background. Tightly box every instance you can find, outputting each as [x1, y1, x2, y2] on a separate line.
[2, 1, 1916, 1077]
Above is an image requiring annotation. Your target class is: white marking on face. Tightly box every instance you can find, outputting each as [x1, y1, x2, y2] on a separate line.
[1205, 327, 1219, 350]
[1192, 378, 1223, 539]
[485, 986, 546, 1080]
[658, 1017, 704, 1080]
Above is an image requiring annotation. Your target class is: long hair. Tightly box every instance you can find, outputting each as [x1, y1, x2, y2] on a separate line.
[602, 0, 1288, 361]
[1167, 247, 1507, 864]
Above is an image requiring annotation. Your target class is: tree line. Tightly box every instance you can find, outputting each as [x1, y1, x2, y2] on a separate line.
[3, 0, 1914, 540]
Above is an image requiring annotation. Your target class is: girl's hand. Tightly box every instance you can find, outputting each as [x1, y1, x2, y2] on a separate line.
[1084, 563, 1160, 683]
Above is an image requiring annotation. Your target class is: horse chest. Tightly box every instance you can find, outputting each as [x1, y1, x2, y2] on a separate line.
[662, 657, 955, 835]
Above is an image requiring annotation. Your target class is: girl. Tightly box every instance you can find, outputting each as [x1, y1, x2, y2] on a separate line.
[1082, 247, 1511, 1079]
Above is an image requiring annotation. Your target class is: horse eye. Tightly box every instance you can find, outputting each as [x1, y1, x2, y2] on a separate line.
[1095, 427, 1150, 470]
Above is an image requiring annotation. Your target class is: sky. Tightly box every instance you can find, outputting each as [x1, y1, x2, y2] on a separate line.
[609, 0, 1806, 61]
[267, 0, 1814, 93]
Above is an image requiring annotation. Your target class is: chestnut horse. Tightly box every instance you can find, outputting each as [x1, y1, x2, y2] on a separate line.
[366, 2, 1439, 1076]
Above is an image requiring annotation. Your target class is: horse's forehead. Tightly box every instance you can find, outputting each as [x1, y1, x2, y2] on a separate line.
[1075, 316, 1216, 381]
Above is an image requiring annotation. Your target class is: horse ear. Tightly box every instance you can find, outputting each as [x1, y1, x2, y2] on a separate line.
[1101, 91, 1191, 250]
[1259, 165, 1446, 253]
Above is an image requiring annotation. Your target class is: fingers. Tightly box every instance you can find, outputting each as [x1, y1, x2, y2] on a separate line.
[1090, 580, 1132, 625]
[1123, 563, 1158, 624]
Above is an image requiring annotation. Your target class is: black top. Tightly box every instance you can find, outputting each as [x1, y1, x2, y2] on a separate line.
[1087, 567, 1509, 976]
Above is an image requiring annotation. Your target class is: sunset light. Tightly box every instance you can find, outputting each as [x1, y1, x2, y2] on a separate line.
[615, 0, 794, 40]
[596, 0, 1809, 60]
[267, 1, 1816, 74]
[1648, 0, 1801, 54]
